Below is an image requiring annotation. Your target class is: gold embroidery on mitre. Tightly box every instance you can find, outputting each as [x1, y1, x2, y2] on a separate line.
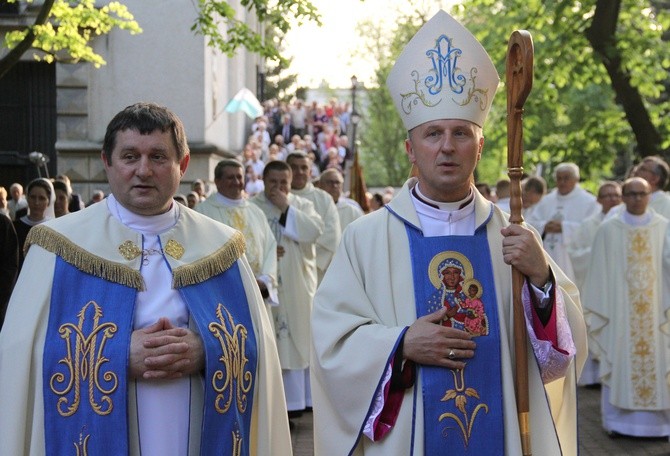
[26, 225, 144, 290]
[439, 367, 489, 447]
[164, 239, 185, 260]
[50, 301, 119, 417]
[627, 229, 658, 407]
[209, 303, 252, 415]
[172, 231, 246, 288]
[118, 240, 142, 261]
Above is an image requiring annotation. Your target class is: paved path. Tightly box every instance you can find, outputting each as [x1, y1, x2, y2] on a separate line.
[291, 386, 670, 455]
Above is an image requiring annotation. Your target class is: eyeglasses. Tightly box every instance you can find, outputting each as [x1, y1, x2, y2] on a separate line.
[598, 193, 621, 199]
[622, 191, 650, 198]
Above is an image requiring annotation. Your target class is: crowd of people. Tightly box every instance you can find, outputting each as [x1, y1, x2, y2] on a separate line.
[477, 156, 670, 439]
[1, 9, 668, 456]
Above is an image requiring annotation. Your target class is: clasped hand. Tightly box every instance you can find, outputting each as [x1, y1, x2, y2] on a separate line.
[129, 317, 204, 380]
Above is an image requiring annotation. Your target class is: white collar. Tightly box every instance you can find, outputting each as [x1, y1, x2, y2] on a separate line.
[214, 192, 245, 207]
[623, 210, 652, 226]
[107, 194, 179, 236]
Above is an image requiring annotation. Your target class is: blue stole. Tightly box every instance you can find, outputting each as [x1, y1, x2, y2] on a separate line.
[43, 259, 258, 455]
[181, 262, 258, 456]
[43, 258, 136, 455]
[405, 217, 504, 454]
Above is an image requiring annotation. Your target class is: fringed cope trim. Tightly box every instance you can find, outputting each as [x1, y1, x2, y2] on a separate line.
[172, 231, 246, 288]
[25, 225, 145, 290]
[26, 226, 246, 291]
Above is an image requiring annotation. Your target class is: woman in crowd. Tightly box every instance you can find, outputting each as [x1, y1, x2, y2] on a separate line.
[13, 178, 55, 270]
[53, 180, 71, 218]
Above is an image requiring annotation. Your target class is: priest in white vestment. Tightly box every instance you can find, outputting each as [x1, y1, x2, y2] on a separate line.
[0, 103, 291, 456]
[633, 155, 670, 219]
[526, 162, 600, 282]
[251, 160, 324, 414]
[318, 168, 365, 232]
[567, 181, 622, 386]
[311, 11, 586, 456]
[583, 177, 670, 438]
[286, 151, 341, 282]
[196, 159, 279, 317]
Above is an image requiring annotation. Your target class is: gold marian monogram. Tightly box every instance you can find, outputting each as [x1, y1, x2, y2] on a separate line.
[209, 303, 252, 414]
[74, 426, 91, 456]
[439, 367, 489, 446]
[50, 301, 118, 417]
[231, 429, 243, 456]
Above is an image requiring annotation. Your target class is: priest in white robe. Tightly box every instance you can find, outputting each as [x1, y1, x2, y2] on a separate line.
[526, 162, 600, 282]
[286, 151, 341, 282]
[567, 181, 622, 386]
[318, 168, 365, 232]
[196, 159, 279, 317]
[251, 160, 324, 414]
[311, 11, 586, 456]
[583, 177, 670, 438]
[633, 155, 670, 219]
[0, 103, 291, 456]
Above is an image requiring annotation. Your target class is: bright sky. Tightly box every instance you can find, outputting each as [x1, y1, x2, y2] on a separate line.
[283, 0, 459, 89]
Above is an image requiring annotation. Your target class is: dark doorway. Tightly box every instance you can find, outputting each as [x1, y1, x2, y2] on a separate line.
[0, 61, 57, 189]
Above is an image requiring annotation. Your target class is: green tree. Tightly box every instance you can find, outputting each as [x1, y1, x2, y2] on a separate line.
[357, 12, 427, 186]
[262, 27, 298, 102]
[358, 1, 670, 188]
[193, 0, 320, 63]
[0, 0, 141, 79]
[1, 0, 321, 80]
[454, 0, 670, 186]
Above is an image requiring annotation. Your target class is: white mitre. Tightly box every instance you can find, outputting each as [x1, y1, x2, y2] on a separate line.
[386, 10, 500, 130]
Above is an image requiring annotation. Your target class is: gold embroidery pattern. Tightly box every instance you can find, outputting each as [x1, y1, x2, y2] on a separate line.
[50, 301, 119, 417]
[229, 209, 260, 273]
[172, 231, 245, 288]
[439, 367, 489, 446]
[164, 239, 185, 260]
[231, 429, 243, 456]
[627, 229, 658, 407]
[209, 303, 253, 414]
[118, 240, 141, 261]
[75, 426, 90, 456]
[25, 226, 144, 290]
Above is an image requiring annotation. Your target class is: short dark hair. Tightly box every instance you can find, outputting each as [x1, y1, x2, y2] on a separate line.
[522, 176, 547, 195]
[263, 160, 291, 180]
[102, 102, 189, 163]
[52, 180, 71, 197]
[214, 159, 243, 180]
[642, 156, 670, 189]
[286, 151, 310, 164]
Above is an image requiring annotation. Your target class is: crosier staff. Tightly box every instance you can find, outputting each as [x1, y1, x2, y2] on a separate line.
[506, 30, 534, 456]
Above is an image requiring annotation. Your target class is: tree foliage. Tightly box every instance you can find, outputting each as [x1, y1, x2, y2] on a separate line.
[454, 0, 670, 186]
[0, 0, 141, 79]
[358, 1, 670, 189]
[262, 26, 298, 102]
[356, 12, 427, 186]
[1, 0, 321, 80]
[192, 0, 321, 65]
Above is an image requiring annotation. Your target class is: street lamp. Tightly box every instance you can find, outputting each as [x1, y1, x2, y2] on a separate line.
[28, 151, 50, 178]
